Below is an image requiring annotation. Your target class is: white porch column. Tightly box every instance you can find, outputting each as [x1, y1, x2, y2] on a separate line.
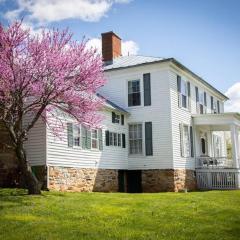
[230, 125, 239, 168]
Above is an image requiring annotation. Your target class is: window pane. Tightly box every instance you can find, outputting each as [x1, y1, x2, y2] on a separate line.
[129, 124, 142, 154]
[182, 95, 187, 108]
[118, 134, 121, 146]
[128, 80, 141, 107]
[92, 139, 98, 149]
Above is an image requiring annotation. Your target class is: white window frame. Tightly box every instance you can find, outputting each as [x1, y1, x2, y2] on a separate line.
[128, 80, 141, 107]
[199, 90, 206, 114]
[114, 114, 120, 124]
[108, 131, 122, 147]
[179, 78, 189, 110]
[129, 123, 143, 155]
[91, 129, 98, 149]
[73, 125, 81, 147]
[180, 124, 191, 157]
[212, 134, 221, 157]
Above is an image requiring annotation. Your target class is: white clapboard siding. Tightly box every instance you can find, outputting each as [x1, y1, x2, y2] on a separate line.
[101, 63, 174, 169]
[46, 109, 128, 169]
[24, 116, 46, 166]
[169, 68, 226, 170]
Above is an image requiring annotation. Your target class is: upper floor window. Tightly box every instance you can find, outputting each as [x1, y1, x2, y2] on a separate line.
[211, 97, 220, 114]
[129, 124, 142, 154]
[128, 80, 141, 107]
[181, 80, 188, 108]
[177, 75, 190, 110]
[199, 91, 204, 114]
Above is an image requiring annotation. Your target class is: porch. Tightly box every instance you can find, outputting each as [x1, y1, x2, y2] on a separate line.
[192, 113, 240, 189]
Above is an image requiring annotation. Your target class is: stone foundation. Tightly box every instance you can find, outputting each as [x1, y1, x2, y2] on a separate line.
[142, 169, 196, 192]
[48, 166, 118, 192]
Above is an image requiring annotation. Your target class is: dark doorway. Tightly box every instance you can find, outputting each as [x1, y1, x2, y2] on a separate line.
[126, 170, 142, 193]
[118, 170, 125, 192]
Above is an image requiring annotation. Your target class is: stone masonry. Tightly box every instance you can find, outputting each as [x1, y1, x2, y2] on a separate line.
[48, 166, 119, 192]
[142, 169, 197, 192]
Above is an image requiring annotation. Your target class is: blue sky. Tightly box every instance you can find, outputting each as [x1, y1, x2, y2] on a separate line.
[0, 0, 240, 110]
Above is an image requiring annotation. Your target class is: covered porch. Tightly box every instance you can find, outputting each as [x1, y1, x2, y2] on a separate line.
[192, 113, 240, 189]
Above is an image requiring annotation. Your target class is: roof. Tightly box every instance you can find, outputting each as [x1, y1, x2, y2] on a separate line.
[104, 55, 228, 101]
[97, 93, 128, 114]
[104, 55, 164, 71]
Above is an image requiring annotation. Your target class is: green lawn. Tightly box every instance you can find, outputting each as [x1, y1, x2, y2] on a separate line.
[0, 189, 240, 240]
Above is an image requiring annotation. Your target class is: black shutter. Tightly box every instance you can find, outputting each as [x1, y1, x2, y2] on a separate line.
[195, 87, 199, 102]
[121, 114, 124, 125]
[143, 73, 151, 106]
[211, 96, 214, 111]
[187, 82, 191, 97]
[105, 130, 110, 146]
[98, 129, 103, 150]
[122, 134, 126, 148]
[177, 75, 181, 93]
[145, 122, 153, 156]
[204, 92, 207, 106]
[67, 123, 73, 147]
[177, 75, 181, 107]
[112, 112, 116, 123]
[217, 100, 220, 113]
[190, 126, 194, 157]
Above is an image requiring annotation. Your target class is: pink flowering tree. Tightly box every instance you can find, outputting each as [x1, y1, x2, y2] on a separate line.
[0, 22, 105, 194]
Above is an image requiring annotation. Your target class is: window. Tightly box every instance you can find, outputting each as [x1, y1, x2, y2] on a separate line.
[180, 124, 192, 157]
[109, 132, 113, 146]
[177, 76, 189, 109]
[107, 131, 122, 147]
[73, 125, 80, 146]
[199, 91, 204, 114]
[181, 80, 188, 108]
[91, 129, 98, 149]
[129, 124, 142, 154]
[118, 134, 121, 146]
[112, 112, 120, 124]
[213, 134, 221, 157]
[113, 133, 117, 146]
[128, 80, 141, 106]
[67, 123, 102, 150]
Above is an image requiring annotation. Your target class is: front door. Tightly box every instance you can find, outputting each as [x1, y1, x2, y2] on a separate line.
[126, 170, 142, 193]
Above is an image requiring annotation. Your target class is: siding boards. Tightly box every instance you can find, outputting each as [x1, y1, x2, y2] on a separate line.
[46, 110, 128, 169]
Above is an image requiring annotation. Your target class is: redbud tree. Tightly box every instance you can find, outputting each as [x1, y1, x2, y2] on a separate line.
[0, 22, 105, 194]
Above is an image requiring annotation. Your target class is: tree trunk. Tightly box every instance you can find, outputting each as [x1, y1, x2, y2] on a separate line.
[15, 143, 41, 195]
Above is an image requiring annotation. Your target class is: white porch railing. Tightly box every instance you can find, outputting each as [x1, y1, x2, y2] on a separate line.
[196, 157, 234, 169]
[196, 169, 240, 189]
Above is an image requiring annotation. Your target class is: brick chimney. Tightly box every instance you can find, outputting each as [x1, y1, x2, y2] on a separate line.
[101, 31, 121, 62]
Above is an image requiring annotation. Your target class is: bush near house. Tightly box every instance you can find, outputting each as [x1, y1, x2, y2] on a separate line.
[0, 189, 240, 240]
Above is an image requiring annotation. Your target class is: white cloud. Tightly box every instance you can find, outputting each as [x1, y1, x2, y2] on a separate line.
[225, 82, 240, 113]
[86, 37, 139, 56]
[5, 0, 131, 24]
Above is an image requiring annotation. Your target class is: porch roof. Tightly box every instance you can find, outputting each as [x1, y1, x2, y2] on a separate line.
[192, 112, 240, 131]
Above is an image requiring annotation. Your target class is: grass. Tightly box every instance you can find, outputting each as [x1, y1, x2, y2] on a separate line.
[0, 189, 240, 240]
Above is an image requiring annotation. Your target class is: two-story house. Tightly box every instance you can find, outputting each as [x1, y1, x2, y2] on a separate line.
[1, 32, 240, 192]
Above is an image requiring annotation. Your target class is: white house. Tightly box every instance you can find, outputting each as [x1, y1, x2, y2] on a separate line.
[1, 31, 240, 192]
